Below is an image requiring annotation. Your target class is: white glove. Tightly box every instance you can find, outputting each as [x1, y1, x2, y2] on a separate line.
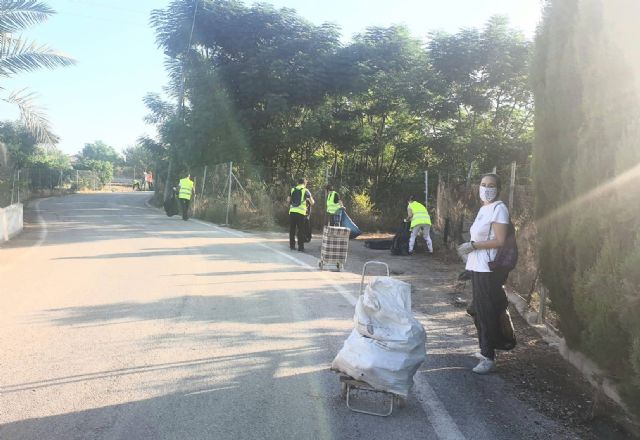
[457, 242, 475, 256]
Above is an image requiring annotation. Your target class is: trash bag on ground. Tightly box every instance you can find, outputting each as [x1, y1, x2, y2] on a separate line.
[364, 239, 393, 250]
[390, 221, 410, 255]
[164, 192, 179, 217]
[331, 277, 427, 397]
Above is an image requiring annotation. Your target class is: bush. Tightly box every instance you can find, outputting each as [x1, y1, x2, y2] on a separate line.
[533, 0, 640, 415]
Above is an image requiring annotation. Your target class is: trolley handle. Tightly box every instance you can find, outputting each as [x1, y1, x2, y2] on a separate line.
[360, 261, 390, 295]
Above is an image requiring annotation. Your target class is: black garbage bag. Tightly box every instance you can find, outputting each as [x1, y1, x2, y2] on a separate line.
[164, 191, 179, 217]
[364, 239, 393, 250]
[390, 221, 411, 256]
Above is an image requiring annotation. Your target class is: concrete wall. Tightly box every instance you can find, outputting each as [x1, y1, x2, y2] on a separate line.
[1, 203, 23, 242]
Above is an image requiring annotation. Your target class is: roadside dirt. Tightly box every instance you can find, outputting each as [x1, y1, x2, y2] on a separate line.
[298, 230, 636, 440]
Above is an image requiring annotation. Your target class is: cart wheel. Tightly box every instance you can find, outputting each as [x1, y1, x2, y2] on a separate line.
[395, 396, 406, 408]
[318, 261, 323, 271]
[340, 382, 348, 400]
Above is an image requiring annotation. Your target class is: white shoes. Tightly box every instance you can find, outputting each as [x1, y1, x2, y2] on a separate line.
[474, 352, 497, 361]
[472, 358, 496, 374]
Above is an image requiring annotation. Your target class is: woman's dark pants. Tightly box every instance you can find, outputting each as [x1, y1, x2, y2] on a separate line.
[470, 270, 509, 360]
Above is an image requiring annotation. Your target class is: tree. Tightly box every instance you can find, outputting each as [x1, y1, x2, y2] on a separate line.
[28, 144, 71, 169]
[0, 120, 37, 168]
[82, 159, 112, 186]
[123, 144, 155, 171]
[79, 140, 121, 164]
[0, 0, 75, 143]
[144, 1, 535, 228]
[427, 16, 534, 176]
[533, 0, 640, 413]
[74, 141, 120, 187]
[149, 0, 341, 177]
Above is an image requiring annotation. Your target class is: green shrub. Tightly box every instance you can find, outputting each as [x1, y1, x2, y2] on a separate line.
[533, 0, 640, 416]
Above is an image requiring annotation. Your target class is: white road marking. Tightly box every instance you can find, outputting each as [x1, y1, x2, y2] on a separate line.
[413, 378, 468, 440]
[191, 217, 467, 440]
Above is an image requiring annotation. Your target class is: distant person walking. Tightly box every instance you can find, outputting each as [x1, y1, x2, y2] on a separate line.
[177, 174, 195, 221]
[406, 195, 432, 254]
[288, 178, 314, 252]
[457, 173, 510, 374]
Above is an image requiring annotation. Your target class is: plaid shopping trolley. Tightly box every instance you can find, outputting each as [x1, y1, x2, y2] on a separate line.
[319, 226, 349, 271]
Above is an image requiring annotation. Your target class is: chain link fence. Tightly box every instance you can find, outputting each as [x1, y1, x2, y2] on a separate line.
[0, 166, 105, 208]
[168, 162, 436, 232]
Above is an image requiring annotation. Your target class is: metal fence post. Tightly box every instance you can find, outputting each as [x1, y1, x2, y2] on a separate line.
[436, 173, 443, 229]
[201, 165, 208, 196]
[509, 161, 516, 210]
[17, 169, 20, 203]
[466, 161, 474, 186]
[10, 169, 16, 205]
[225, 161, 233, 225]
[424, 170, 429, 206]
[538, 285, 548, 324]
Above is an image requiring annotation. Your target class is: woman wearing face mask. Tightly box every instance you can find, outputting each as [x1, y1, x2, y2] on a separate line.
[457, 174, 510, 374]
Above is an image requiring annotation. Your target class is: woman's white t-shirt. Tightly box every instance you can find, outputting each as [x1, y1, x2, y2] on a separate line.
[465, 201, 510, 272]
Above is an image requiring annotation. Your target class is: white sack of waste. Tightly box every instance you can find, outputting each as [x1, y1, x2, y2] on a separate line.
[331, 277, 426, 397]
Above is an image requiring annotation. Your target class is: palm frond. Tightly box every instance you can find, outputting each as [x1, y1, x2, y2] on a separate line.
[4, 88, 58, 145]
[0, 35, 75, 76]
[0, 0, 54, 33]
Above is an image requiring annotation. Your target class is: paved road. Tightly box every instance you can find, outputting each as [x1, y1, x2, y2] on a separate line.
[0, 193, 578, 440]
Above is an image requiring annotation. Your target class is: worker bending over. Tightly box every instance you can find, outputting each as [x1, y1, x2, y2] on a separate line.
[406, 195, 433, 254]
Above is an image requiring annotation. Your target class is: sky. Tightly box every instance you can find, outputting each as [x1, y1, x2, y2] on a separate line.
[0, 0, 544, 156]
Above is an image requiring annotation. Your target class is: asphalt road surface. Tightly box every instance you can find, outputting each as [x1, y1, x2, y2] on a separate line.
[0, 193, 580, 440]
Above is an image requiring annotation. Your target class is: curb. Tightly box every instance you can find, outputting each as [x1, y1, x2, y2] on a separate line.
[505, 287, 630, 418]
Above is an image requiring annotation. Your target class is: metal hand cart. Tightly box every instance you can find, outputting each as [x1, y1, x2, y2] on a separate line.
[337, 261, 406, 416]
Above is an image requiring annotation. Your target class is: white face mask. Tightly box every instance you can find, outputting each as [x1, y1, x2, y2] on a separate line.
[479, 186, 498, 203]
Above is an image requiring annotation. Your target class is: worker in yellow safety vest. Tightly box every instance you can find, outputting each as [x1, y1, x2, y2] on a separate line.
[288, 177, 314, 252]
[406, 195, 433, 254]
[325, 184, 343, 226]
[177, 174, 195, 221]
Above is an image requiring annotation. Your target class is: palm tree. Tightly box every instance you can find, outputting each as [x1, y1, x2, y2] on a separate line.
[1, 0, 75, 144]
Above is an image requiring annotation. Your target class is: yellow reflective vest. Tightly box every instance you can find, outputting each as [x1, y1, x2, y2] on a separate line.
[289, 185, 307, 215]
[326, 191, 341, 214]
[409, 201, 431, 229]
[178, 177, 194, 200]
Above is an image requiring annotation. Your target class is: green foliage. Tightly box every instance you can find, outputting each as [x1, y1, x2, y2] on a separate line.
[351, 191, 377, 218]
[147, 0, 534, 222]
[28, 145, 71, 170]
[81, 160, 112, 187]
[123, 144, 154, 171]
[79, 140, 121, 164]
[0, 0, 75, 143]
[533, 0, 640, 414]
[0, 120, 37, 168]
